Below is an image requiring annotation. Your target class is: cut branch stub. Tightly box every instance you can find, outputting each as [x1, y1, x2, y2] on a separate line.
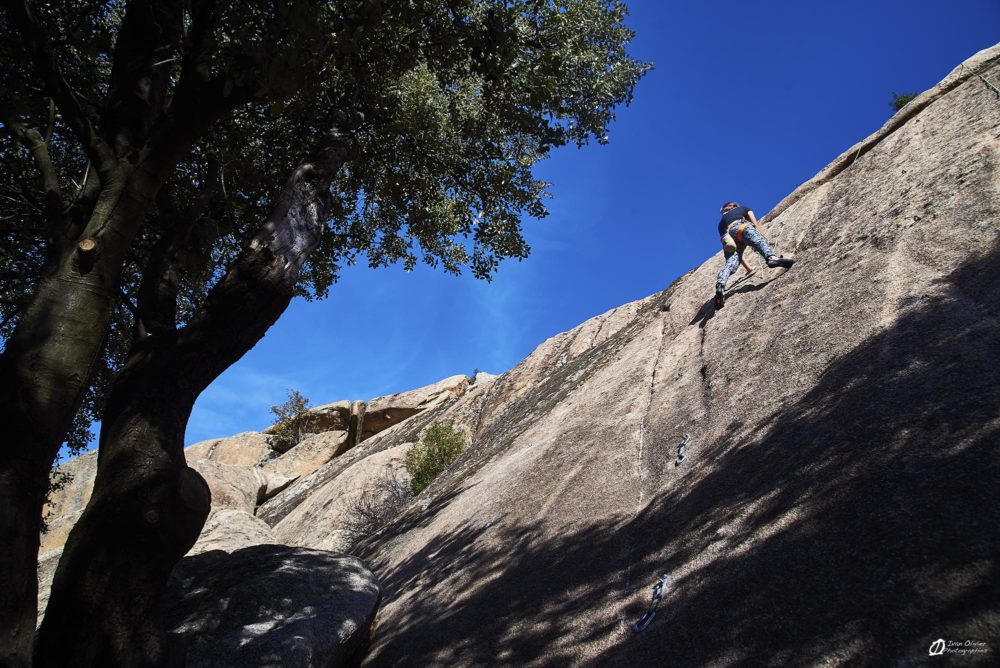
[77, 238, 97, 255]
[75, 238, 98, 273]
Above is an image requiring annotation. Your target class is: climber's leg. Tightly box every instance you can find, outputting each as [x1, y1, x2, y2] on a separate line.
[715, 251, 739, 309]
[743, 225, 795, 269]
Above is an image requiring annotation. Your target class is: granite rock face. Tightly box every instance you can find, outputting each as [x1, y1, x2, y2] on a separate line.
[360, 374, 470, 441]
[272, 443, 413, 553]
[350, 45, 1000, 666]
[164, 545, 380, 668]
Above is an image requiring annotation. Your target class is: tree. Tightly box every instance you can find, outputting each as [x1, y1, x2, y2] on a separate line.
[0, 1, 648, 664]
[268, 389, 313, 453]
[890, 90, 919, 112]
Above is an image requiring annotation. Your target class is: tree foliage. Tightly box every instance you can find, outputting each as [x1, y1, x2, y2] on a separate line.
[1, 0, 650, 448]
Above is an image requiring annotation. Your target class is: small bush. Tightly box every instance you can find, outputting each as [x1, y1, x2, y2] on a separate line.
[405, 421, 467, 495]
[268, 389, 312, 453]
[343, 468, 414, 549]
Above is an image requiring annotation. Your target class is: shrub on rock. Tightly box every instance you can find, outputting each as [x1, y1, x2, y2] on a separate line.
[405, 422, 467, 495]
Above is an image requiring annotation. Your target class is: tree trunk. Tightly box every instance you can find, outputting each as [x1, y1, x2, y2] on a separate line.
[36, 138, 352, 667]
[0, 188, 149, 666]
[33, 335, 212, 668]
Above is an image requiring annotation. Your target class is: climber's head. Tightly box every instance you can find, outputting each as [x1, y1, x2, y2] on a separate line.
[720, 201, 739, 214]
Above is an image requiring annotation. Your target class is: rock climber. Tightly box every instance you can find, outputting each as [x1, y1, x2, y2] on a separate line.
[714, 201, 794, 309]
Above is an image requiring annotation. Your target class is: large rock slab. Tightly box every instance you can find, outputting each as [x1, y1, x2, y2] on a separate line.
[357, 45, 1000, 667]
[272, 444, 412, 553]
[164, 545, 381, 668]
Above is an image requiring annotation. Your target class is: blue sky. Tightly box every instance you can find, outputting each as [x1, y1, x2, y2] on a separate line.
[184, 0, 1000, 445]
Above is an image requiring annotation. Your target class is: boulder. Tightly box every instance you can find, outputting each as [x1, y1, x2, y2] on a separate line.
[302, 400, 352, 433]
[260, 471, 299, 503]
[185, 432, 271, 467]
[361, 375, 469, 441]
[261, 430, 351, 486]
[164, 545, 381, 668]
[189, 459, 266, 514]
[189, 508, 278, 555]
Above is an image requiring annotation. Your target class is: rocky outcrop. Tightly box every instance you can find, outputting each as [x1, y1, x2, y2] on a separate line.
[40, 375, 481, 561]
[164, 545, 380, 668]
[255, 374, 497, 528]
[263, 376, 471, 453]
[360, 374, 470, 441]
[36, 371, 482, 656]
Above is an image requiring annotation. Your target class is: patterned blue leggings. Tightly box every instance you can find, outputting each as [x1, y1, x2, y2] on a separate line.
[716, 224, 776, 290]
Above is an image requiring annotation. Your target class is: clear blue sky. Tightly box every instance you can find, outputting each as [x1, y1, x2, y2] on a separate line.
[184, 0, 1000, 444]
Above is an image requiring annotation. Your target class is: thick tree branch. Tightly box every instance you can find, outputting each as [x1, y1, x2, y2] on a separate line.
[136, 156, 224, 336]
[140, 74, 254, 188]
[136, 0, 242, 186]
[104, 0, 184, 156]
[179, 0, 221, 84]
[0, 106, 66, 240]
[175, 132, 354, 389]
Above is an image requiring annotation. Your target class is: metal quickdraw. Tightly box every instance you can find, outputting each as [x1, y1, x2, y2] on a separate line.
[674, 433, 690, 466]
[632, 574, 669, 633]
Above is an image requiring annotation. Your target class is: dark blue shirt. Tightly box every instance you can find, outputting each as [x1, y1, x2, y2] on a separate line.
[718, 205, 752, 236]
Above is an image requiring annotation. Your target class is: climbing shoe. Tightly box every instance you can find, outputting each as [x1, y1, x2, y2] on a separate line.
[766, 255, 795, 269]
[714, 287, 725, 310]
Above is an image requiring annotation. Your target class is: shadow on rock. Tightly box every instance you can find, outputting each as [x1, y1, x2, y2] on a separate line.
[163, 544, 381, 668]
[362, 244, 1000, 666]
